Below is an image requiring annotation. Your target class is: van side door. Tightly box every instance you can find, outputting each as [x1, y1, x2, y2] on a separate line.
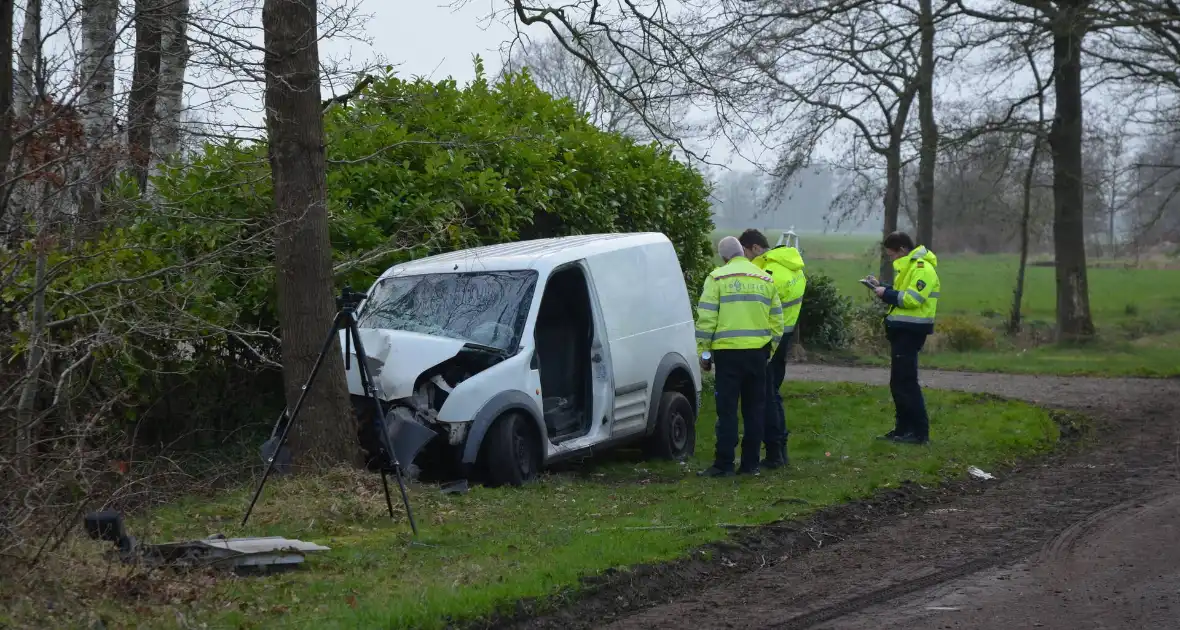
[584, 246, 656, 438]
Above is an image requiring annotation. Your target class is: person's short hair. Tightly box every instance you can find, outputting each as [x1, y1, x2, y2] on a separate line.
[718, 236, 744, 261]
[738, 229, 770, 250]
[882, 231, 915, 252]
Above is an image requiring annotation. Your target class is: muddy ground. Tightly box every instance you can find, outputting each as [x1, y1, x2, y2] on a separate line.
[481, 367, 1180, 630]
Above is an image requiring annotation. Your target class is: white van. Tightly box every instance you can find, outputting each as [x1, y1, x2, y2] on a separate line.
[342, 233, 703, 486]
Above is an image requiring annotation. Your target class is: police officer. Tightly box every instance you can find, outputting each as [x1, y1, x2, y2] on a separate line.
[695, 236, 785, 477]
[738, 229, 806, 469]
[872, 231, 940, 445]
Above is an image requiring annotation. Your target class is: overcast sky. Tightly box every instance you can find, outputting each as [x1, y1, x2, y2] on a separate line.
[348, 1, 516, 84]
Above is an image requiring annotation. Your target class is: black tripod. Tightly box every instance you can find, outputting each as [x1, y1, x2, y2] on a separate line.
[242, 287, 429, 535]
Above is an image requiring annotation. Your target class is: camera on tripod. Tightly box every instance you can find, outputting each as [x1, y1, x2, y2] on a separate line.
[244, 285, 433, 535]
[336, 286, 368, 310]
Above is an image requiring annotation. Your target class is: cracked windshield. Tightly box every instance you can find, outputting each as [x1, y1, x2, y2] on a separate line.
[357, 270, 538, 352]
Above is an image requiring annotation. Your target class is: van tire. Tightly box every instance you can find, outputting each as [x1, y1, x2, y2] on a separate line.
[482, 412, 540, 487]
[644, 391, 696, 460]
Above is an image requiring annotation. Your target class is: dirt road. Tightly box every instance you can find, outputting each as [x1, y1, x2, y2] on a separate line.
[499, 366, 1180, 630]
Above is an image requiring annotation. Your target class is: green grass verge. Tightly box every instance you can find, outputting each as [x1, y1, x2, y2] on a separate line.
[21, 381, 1059, 630]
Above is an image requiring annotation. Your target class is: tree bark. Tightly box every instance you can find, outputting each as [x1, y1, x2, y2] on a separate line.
[4, 0, 39, 246]
[127, 0, 162, 192]
[15, 225, 48, 475]
[0, 0, 13, 225]
[879, 88, 917, 282]
[78, 0, 118, 225]
[147, 0, 189, 191]
[1010, 136, 1040, 334]
[1048, 6, 1095, 340]
[13, 0, 39, 118]
[915, 0, 938, 248]
[262, 0, 356, 468]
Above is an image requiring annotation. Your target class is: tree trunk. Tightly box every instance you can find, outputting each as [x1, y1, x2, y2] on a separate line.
[4, 0, 39, 246]
[15, 191, 48, 475]
[127, 0, 162, 192]
[147, 0, 189, 191]
[915, 0, 938, 248]
[879, 88, 917, 282]
[0, 0, 13, 226]
[880, 150, 902, 281]
[78, 0, 118, 225]
[1009, 136, 1040, 334]
[1047, 9, 1095, 340]
[262, 0, 356, 468]
[13, 0, 38, 118]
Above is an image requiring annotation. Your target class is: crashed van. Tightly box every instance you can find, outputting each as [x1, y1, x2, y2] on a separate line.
[342, 233, 702, 486]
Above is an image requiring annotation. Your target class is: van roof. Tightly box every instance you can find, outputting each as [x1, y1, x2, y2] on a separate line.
[378, 232, 673, 278]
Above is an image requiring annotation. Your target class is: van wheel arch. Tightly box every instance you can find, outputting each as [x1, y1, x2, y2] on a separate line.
[646, 354, 698, 437]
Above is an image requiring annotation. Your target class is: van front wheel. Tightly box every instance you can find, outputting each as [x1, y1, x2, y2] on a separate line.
[482, 412, 540, 487]
[644, 392, 696, 461]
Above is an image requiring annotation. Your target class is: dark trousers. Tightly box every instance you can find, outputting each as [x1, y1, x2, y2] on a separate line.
[887, 328, 930, 439]
[712, 347, 769, 472]
[763, 337, 793, 461]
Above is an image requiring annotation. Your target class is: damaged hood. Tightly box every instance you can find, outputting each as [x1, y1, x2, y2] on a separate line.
[340, 328, 469, 400]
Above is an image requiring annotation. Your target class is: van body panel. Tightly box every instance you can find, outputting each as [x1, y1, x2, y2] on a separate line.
[584, 238, 700, 437]
[436, 351, 539, 424]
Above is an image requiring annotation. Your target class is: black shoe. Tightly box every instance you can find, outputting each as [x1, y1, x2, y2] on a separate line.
[878, 430, 900, 441]
[699, 466, 735, 478]
[737, 467, 761, 477]
[760, 457, 786, 470]
[893, 433, 929, 445]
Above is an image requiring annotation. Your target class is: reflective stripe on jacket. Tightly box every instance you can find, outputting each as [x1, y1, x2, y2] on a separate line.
[753, 246, 806, 332]
[696, 257, 785, 354]
[882, 246, 940, 333]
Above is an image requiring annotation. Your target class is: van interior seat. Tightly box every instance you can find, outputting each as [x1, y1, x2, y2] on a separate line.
[534, 267, 592, 439]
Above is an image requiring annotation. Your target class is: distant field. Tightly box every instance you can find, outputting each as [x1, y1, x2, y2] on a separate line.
[707, 231, 1180, 377]
[710, 230, 877, 259]
[807, 256, 1180, 330]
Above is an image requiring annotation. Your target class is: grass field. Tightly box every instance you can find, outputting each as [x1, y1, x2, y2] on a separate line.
[711, 231, 1180, 377]
[7, 382, 1058, 629]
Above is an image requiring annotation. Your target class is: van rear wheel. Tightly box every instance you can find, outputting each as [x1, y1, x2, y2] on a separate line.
[482, 412, 540, 487]
[644, 391, 696, 461]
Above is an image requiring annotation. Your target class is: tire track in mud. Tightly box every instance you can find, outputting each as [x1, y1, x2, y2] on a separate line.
[488, 367, 1180, 630]
[765, 555, 1025, 630]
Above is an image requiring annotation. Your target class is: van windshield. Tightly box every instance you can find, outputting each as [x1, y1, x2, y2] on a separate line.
[357, 270, 538, 352]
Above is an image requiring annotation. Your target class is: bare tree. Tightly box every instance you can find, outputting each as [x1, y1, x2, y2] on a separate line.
[915, 0, 938, 247]
[948, 0, 1178, 338]
[502, 34, 673, 139]
[1011, 38, 1051, 333]
[261, 0, 356, 468]
[146, 0, 189, 185]
[0, 0, 13, 219]
[497, 0, 964, 280]
[729, 0, 958, 279]
[78, 0, 119, 224]
[127, 0, 162, 191]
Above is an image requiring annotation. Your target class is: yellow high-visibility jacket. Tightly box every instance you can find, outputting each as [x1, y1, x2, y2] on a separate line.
[695, 256, 785, 354]
[881, 246, 940, 334]
[752, 246, 807, 333]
